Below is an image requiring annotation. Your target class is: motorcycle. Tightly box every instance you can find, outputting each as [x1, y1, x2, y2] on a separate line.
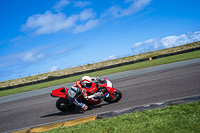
[51, 78, 122, 112]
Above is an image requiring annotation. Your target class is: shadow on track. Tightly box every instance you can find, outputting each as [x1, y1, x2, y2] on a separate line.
[40, 110, 83, 118]
[41, 103, 110, 118]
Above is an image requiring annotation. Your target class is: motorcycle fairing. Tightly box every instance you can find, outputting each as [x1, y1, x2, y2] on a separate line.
[51, 87, 68, 98]
[105, 87, 116, 98]
[85, 82, 98, 94]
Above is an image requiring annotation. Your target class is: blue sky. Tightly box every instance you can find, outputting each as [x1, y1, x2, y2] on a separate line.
[0, 0, 200, 81]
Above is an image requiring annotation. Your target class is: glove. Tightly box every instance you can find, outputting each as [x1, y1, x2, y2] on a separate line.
[91, 77, 99, 81]
[94, 92, 102, 97]
[104, 93, 110, 98]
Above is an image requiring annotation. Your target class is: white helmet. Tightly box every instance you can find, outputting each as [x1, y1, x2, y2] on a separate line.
[80, 76, 92, 88]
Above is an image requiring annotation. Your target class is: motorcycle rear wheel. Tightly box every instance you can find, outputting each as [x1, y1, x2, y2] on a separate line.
[104, 89, 122, 103]
[56, 98, 76, 112]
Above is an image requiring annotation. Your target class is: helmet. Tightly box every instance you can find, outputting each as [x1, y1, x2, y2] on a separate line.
[80, 76, 92, 88]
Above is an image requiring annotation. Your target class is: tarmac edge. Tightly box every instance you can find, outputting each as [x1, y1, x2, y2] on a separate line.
[11, 115, 97, 133]
[10, 94, 200, 133]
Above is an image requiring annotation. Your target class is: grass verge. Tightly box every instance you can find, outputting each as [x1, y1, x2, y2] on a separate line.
[1, 50, 200, 97]
[42, 101, 200, 133]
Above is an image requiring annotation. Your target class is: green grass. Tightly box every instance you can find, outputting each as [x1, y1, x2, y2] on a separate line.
[42, 101, 200, 133]
[1, 50, 200, 97]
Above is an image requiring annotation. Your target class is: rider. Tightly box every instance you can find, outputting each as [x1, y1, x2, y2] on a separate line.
[67, 76, 102, 111]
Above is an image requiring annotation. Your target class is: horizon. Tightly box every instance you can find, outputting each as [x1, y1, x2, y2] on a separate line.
[1, 41, 199, 84]
[0, 0, 200, 82]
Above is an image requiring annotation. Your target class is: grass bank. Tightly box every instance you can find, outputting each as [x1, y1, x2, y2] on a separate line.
[1, 50, 200, 97]
[1, 41, 200, 89]
[42, 101, 200, 133]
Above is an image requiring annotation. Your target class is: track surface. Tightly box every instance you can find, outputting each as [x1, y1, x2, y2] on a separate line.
[1, 60, 200, 132]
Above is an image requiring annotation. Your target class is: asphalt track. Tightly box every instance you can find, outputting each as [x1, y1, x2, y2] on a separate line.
[0, 58, 200, 132]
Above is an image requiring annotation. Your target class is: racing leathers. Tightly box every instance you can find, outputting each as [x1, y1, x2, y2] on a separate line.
[67, 77, 106, 111]
[67, 81, 89, 111]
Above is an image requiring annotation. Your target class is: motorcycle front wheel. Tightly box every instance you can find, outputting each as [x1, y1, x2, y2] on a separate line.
[104, 89, 122, 103]
[56, 98, 76, 112]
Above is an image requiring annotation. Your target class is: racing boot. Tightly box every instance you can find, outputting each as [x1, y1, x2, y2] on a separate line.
[80, 104, 88, 111]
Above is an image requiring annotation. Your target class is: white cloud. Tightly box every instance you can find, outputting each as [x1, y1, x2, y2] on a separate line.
[22, 52, 44, 62]
[79, 9, 96, 21]
[22, 8, 97, 35]
[22, 11, 78, 35]
[131, 38, 163, 54]
[73, 19, 99, 33]
[53, 0, 71, 12]
[0, 42, 85, 81]
[102, 0, 152, 18]
[161, 31, 200, 47]
[126, 0, 152, 10]
[131, 30, 200, 55]
[124, 0, 152, 15]
[0, 47, 46, 70]
[9, 36, 25, 43]
[102, 55, 116, 61]
[73, 1, 91, 8]
[22, 0, 152, 35]
[49, 66, 60, 72]
[53, 0, 91, 11]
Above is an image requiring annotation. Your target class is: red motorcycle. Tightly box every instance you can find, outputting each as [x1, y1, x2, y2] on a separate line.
[51, 78, 122, 112]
